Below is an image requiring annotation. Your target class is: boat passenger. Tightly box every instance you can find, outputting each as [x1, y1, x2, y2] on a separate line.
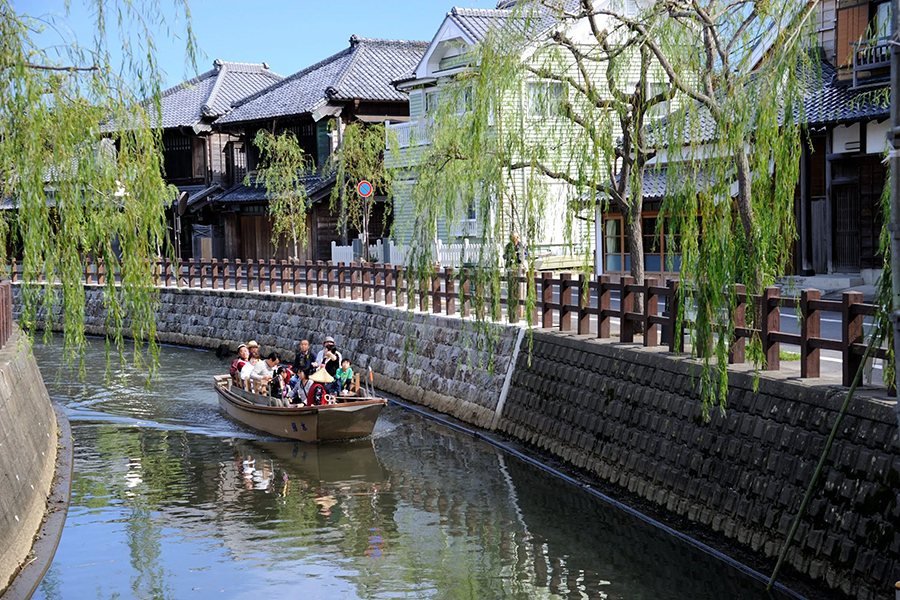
[292, 339, 314, 376]
[270, 365, 292, 398]
[247, 340, 261, 361]
[320, 346, 343, 394]
[288, 368, 312, 404]
[239, 356, 258, 388]
[315, 336, 339, 366]
[336, 359, 354, 396]
[307, 369, 332, 406]
[250, 352, 280, 385]
[230, 344, 249, 385]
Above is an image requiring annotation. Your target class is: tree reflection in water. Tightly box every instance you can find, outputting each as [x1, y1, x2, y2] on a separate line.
[31, 336, 794, 600]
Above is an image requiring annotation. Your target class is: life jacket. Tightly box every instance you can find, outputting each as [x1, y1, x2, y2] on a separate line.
[307, 382, 327, 406]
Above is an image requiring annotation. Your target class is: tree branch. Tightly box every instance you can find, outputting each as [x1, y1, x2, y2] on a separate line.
[23, 62, 100, 72]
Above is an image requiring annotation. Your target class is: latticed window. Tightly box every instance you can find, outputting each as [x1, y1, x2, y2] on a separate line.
[163, 134, 192, 180]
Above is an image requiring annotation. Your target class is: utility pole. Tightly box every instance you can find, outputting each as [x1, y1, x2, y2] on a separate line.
[890, 0, 900, 444]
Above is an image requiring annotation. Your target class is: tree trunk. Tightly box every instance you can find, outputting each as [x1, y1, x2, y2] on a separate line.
[626, 210, 645, 321]
[734, 147, 761, 289]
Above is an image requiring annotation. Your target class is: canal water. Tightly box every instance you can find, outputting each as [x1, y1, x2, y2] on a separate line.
[31, 337, 791, 600]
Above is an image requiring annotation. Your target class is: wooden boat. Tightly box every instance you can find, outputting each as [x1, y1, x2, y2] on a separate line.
[213, 374, 387, 442]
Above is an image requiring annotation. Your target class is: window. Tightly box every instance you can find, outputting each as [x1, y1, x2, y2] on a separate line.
[163, 134, 192, 181]
[527, 81, 566, 117]
[425, 90, 439, 114]
[603, 214, 682, 273]
[874, 1, 892, 37]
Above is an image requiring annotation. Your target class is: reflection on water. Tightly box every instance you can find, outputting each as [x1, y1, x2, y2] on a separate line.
[31, 337, 790, 600]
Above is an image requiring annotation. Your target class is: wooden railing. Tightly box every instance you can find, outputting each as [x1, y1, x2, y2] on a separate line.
[851, 37, 891, 88]
[8, 258, 891, 390]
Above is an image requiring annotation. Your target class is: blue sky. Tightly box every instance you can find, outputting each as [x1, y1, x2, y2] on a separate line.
[16, 0, 496, 88]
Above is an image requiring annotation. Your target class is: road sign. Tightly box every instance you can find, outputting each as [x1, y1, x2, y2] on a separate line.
[357, 180, 373, 197]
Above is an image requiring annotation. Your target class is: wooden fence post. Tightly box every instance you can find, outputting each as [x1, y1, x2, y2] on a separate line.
[188, 259, 196, 288]
[841, 291, 864, 387]
[599, 275, 610, 338]
[729, 284, 746, 364]
[395, 266, 405, 308]
[667, 280, 682, 353]
[291, 258, 303, 295]
[348, 262, 358, 300]
[620, 276, 634, 342]
[644, 278, 659, 347]
[363, 263, 372, 302]
[222, 259, 231, 290]
[385, 264, 395, 305]
[541, 271, 553, 328]
[461, 268, 471, 318]
[762, 286, 781, 371]
[800, 289, 820, 378]
[375, 264, 384, 303]
[559, 272, 573, 331]
[211, 259, 219, 290]
[431, 267, 441, 314]
[577, 273, 590, 335]
[325, 261, 335, 298]
[446, 267, 456, 316]
[200, 260, 208, 289]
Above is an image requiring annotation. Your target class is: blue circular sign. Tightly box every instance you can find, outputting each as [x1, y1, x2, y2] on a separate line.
[357, 180, 373, 197]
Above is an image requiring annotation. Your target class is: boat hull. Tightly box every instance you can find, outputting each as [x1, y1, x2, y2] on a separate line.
[214, 376, 386, 442]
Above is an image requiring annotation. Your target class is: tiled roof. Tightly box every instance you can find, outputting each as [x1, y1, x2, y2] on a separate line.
[214, 173, 337, 205]
[647, 61, 890, 149]
[216, 37, 429, 125]
[803, 62, 890, 126]
[154, 60, 283, 128]
[449, 8, 512, 42]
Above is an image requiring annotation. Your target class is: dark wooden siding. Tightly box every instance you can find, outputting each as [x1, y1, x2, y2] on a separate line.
[238, 214, 313, 262]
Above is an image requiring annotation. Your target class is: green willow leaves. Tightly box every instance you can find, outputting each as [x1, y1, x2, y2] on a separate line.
[393, 0, 818, 417]
[0, 0, 197, 373]
[252, 130, 314, 260]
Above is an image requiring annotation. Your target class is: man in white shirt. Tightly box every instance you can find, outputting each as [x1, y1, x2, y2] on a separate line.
[250, 352, 280, 383]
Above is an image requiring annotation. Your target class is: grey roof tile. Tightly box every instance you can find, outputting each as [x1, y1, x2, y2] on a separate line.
[216, 37, 428, 125]
[155, 60, 283, 128]
[449, 7, 512, 42]
[215, 173, 337, 204]
[648, 61, 890, 148]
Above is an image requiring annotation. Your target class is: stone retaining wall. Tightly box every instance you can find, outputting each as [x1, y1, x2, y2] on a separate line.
[497, 331, 900, 600]
[0, 327, 58, 594]
[15, 284, 900, 599]
[16, 285, 518, 430]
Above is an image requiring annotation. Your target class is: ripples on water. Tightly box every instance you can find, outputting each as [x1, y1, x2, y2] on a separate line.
[31, 337, 790, 600]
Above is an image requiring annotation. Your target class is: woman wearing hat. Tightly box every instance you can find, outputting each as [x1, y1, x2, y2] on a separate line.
[306, 369, 333, 406]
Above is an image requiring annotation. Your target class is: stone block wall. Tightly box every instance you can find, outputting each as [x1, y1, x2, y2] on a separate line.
[0, 328, 58, 593]
[497, 331, 900, 600]
[16, 285, 517, 430]
[15, 283, 900, 598]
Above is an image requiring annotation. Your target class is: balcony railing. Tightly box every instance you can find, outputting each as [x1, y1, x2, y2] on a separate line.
[386, 120, 430, 149]
[851, 37, 891, 88]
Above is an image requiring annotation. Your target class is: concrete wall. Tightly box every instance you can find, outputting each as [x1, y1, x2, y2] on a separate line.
[497, 331, 900, 600]
[0, 327, 58, 593]
[14, 284, 900, 599]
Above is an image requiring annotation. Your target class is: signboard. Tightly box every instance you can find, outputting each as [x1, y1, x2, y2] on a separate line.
[357, 180, 373, 197]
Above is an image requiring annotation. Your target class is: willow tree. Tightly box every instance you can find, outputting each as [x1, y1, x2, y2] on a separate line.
[252, 130, 314, 260]
[400, 0, 817, 415]
[328, 122, 395, 261]
[620, 0, 818, 412]
[397, 1, 674, 318]
[0, 0, 196, 371]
